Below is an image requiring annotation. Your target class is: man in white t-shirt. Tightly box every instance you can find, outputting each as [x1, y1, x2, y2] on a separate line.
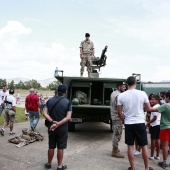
[0, 89, 16, 136]
[117, 76, 153, 170]
[0, 84, 9, 115]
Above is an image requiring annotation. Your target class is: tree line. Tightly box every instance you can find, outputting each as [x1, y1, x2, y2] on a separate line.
[0, 78, 60, 90]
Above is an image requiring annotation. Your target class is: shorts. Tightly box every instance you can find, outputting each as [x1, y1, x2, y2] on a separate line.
[150, 125, 160, 140]
[160, 129, 170, 142]
[125, 123, 148, 146]
[4, 109, 15, 122]
[48, 129, 68, 149]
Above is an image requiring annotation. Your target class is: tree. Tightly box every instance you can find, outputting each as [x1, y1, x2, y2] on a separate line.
[0, 79, 7, 88]
[25, 79, 41, 89]
[15, 81, 26, 89]
[46, 81, 60, 90]
[8, 80, 15, 89]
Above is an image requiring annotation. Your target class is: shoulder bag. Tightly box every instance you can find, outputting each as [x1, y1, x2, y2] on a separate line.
[45, 97, 64, 127]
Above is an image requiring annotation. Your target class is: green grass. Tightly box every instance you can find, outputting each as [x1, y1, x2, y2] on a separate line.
[0, 107, 44, 125]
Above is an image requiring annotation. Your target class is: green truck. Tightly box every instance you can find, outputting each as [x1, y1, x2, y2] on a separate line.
[55, 76, 124, 132]
[54, 47, 143, 132]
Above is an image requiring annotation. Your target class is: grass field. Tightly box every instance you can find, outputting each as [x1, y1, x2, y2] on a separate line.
[0, 107, 44, 125]
[0, 88, 53, 126]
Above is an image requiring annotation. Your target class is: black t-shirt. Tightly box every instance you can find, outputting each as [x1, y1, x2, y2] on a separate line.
[46, 95, 72, 131]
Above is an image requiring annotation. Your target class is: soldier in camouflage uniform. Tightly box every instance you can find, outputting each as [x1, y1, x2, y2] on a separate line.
[80, 33, 95, 78]
[110, 82, 126, 158]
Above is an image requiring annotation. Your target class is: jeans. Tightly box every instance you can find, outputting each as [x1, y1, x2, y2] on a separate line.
[29, 111, 40, 129]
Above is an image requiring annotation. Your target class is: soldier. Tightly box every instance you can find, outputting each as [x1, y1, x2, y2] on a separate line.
[110, 82, 126, 158]
[80, 33, 95, 78]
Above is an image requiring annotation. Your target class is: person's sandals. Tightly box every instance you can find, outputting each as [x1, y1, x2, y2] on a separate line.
[57, 165, 67, 170]
[44, 163, 51, 169]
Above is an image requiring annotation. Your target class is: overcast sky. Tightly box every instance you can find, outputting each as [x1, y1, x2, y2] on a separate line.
[0, 0, 170, 82]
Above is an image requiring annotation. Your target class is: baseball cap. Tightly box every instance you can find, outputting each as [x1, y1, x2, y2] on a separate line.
[57, 84, 68, 94]
[85, 33, 90, 37]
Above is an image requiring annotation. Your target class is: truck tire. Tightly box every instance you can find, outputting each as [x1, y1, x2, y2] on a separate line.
[68, 122, 75, 132]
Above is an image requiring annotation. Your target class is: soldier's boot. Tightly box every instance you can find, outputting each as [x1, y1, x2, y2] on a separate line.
[80, 73, 83, 77]
[112, 149, 124, 158]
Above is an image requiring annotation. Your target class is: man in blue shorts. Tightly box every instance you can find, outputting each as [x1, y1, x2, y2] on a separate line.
[117, 76, 153, 170]
[43, 85, 72, 170]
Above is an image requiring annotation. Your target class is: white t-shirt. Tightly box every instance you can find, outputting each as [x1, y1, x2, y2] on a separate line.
[4, 95, 16, 109]
[150, 104, 161, 127]
[117, 89, 149, 124]
[0, 90, 9, 104]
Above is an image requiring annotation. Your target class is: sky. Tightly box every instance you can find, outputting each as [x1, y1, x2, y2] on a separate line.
[0, 0, 170, 82]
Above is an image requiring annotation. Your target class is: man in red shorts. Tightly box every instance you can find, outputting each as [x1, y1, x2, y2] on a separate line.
[149, 91, 170, 169]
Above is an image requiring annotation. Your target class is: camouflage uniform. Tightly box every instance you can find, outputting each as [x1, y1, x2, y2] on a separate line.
[80, 40, 94, 77]
[110, 90, 124, 158]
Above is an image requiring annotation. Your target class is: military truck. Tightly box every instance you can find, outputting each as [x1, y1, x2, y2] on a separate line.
[54, 47, 142, 132]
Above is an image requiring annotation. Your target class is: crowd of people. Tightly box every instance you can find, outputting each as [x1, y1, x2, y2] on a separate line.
[111, 76, 170, 170]
[1, 76, 170, 170]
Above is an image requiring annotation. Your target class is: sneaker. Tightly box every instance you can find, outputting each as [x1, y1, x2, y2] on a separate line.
[158, 161, 168, 169]
[9, 132, 15, 136]
[133, 150, 137, 154]
[134, 150, 141, 155]
[154, 156, 160, 160]
[57, 165, 67, 170]
[0, 129, 4, 136]
[149, 155, 154, 160]
[44, 163, 51, 169]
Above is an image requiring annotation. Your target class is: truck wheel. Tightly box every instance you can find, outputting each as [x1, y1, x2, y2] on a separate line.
[68, 122, 75, 132]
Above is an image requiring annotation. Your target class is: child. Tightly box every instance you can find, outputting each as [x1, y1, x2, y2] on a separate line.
[25, 109, 29, 120]
[146, 95, 161, 160]
[150, 91, 170, 169]
[39, 94, 48, 115]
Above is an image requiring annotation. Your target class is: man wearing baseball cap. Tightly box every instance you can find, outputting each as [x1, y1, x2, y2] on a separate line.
[43, 84, 72, 170]
[80, 33, 95, 78]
